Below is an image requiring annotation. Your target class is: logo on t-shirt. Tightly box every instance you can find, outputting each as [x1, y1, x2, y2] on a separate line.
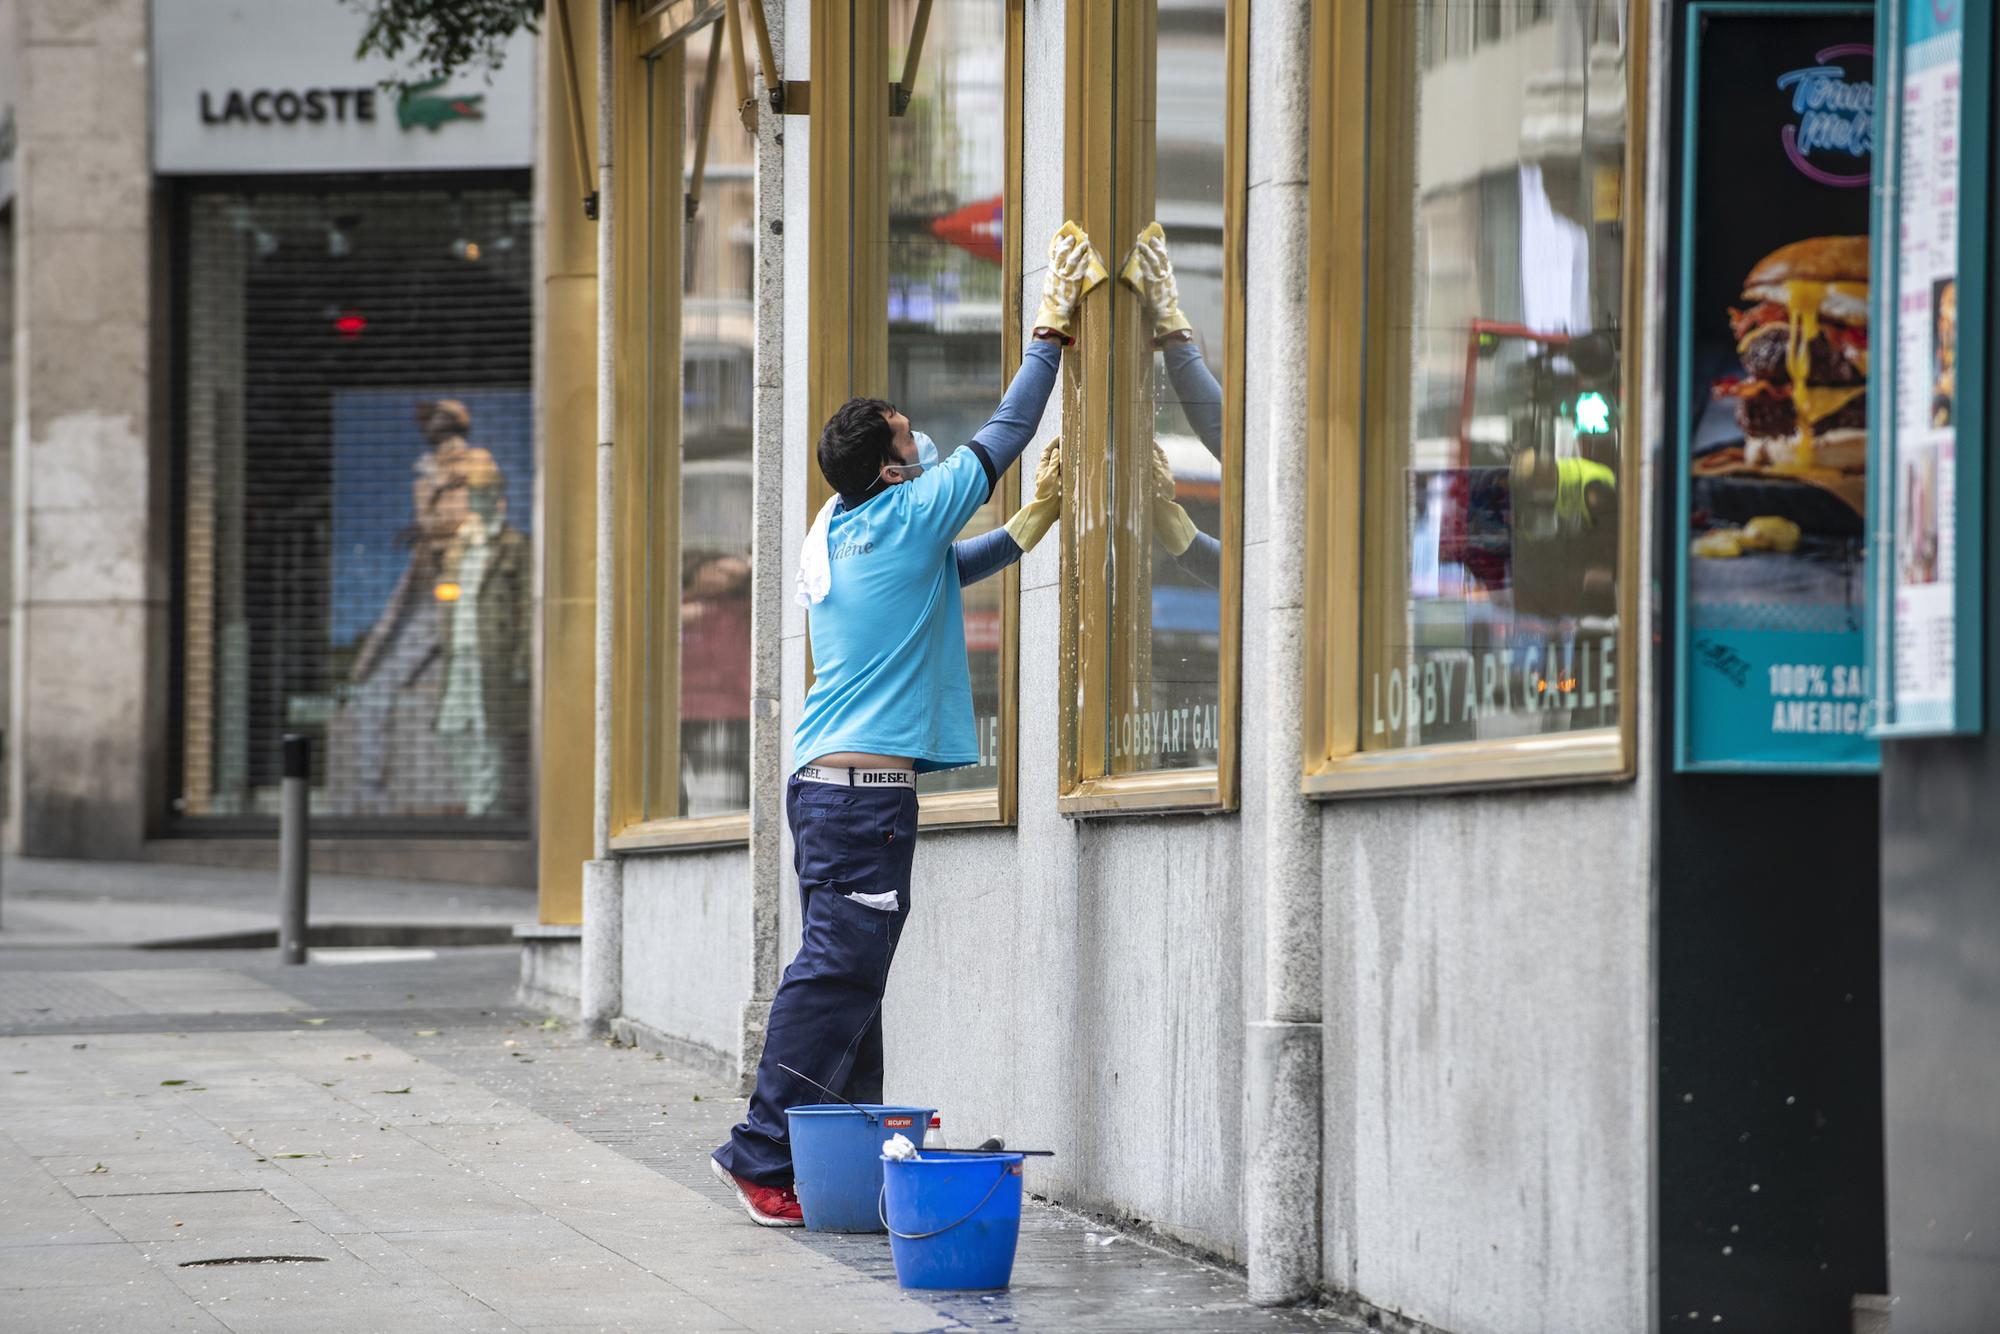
[830, 538, 875, 560]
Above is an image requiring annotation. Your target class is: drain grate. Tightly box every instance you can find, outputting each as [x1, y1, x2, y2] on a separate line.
[178, 1255, 329, 1267]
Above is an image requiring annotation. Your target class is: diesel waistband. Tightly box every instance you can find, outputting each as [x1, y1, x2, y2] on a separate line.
[795, 765, 915, 788]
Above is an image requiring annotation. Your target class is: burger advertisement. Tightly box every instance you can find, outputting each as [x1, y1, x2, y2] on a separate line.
[1675, 6, 1879, 771]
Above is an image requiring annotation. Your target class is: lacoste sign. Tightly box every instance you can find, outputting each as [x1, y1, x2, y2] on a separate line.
[199, 86, 382, 126]
[154, 0, 531, 175]
[193, 79, 483, 133]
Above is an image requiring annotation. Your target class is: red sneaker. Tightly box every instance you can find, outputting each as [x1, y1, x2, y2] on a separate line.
[709, 1156, 804, 1227]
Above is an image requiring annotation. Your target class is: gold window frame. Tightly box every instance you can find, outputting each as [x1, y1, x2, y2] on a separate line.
[607, 9, 753, 852]
[634, 0, 727, 52]
[1300, 1, 1645, 799]
[1057, 0, 1247, 817]
[806, 0, 1027, 830]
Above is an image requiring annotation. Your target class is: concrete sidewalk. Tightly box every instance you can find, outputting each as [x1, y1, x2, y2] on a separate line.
[0, 855, 533, 950]
[0, 945, 1350, 1333]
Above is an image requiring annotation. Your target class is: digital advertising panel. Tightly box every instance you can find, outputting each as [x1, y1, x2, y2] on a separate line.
[1677, 3, 1880, 771]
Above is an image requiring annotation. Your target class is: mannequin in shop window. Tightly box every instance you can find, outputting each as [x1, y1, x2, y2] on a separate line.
[434, 450, 530, 819]
[328, 398, 480, 817]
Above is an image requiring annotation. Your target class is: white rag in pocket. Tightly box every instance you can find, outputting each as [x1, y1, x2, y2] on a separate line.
[844, 890, 900, 913]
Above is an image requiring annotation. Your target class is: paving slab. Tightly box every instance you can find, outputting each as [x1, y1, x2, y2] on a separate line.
[378, 1224, 738, 1329]
[82, 1184, 308, 1244]
[2, 1272, 233, 1332]
[0, 1238, 161, 1288]
[78, 969, 306, 1015]
[0, 1187, 128, 1248]
[161, 1246, 524, 1334]
[0, 852, 532, 950]
[0, 899, 285, 949]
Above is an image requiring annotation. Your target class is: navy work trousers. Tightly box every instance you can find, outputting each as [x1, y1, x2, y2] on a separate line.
[713, 774, 918, 1186]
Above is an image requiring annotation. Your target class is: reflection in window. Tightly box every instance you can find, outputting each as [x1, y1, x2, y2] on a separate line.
[675, 23, 755, 818]
[886, 0, 1008, 796]
[1109, 0, 1228, 777]
[1363, 0, 1625, 753]
[633, 25, 756, 821]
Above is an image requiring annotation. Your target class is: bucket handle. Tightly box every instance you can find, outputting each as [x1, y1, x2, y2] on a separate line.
[877, 1166, 1014, 1240]
[777, 1063, 878, 1123]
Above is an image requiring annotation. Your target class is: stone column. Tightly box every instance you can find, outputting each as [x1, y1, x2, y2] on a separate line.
[0, 209, 15, 827]
[739, 0, 787, 1095]
[1243, 0, 1324, 1306]
[7, 0, 157, 856]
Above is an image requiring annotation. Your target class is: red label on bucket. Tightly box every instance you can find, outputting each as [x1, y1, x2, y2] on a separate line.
[883, 1116, 914, 1128]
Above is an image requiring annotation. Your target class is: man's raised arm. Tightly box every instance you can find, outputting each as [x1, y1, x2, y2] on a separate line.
[1122, 223, 1223, 459]
[954, 439, 1063, 587]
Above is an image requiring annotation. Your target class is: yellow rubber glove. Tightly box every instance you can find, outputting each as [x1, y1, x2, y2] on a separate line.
[1003, 437, 1064, 553]
[1150, 442, 1198, 556]
[1031, 222, 1109, 342]
[1119, 221, 1194, 340]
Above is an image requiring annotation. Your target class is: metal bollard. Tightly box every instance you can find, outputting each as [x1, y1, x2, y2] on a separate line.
[278, 734, 311, 964]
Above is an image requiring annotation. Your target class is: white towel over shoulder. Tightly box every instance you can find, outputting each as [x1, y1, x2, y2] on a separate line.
[795, 496, 840, 607]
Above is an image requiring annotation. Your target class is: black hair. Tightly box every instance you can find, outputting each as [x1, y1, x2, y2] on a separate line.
[817, 396, 897, 498]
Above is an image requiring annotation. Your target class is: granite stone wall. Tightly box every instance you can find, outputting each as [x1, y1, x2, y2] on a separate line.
[6, 0, 156, 856]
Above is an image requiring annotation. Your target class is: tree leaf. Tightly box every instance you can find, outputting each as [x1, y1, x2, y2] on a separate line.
[350, 0, 546, 93]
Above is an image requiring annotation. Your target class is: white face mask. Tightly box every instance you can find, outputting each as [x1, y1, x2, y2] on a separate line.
[876, 430, 938, 489]
[861, 428, 939, 500]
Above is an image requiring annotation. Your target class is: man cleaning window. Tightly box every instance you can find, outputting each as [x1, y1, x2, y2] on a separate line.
[709, 223, 1106, 1226]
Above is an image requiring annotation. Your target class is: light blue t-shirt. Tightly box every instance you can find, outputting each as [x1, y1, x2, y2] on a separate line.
[793, 443, 993, 773]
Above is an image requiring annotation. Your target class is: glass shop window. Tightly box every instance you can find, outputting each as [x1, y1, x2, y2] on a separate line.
[1108, 0, 1229, 780]
[621, 18, 757, 832]
[176, 184, 534, 828]
[1358, 0, 1628, 758]
[671, 23, 757, 819]
[1062, 0, 1240, 811]
[888, 0, 1011, 797]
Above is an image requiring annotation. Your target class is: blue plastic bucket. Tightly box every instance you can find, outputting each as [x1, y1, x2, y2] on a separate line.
[785, 1104, 935, 1232]
[880, 1150, 1026, 1290]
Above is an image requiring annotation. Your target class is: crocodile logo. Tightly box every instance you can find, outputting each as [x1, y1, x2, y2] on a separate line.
[396, 77, 485, 133]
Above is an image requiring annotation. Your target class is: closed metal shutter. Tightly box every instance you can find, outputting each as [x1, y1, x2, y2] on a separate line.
[174, 180, 534, 832]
